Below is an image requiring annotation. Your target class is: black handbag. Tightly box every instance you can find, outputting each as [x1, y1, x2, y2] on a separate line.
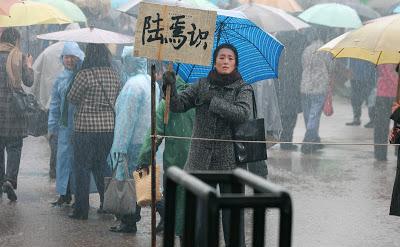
[10, 88, 47, 136]
[10, 89, 29, 113]
[24, 94, 48, 137]
[232, 86, 267, 164]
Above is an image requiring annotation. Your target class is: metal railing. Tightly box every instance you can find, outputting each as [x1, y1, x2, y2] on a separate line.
[163, 167, 292, 247]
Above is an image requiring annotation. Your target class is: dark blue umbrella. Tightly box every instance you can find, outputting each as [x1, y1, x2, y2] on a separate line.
[174, 13, 284, 84]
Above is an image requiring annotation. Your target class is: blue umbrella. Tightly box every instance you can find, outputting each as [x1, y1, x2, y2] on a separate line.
[174, 14, 284, 84]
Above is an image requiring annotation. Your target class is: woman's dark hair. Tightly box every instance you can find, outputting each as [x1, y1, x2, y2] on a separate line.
[81, 43, 111, 69]
[212, 43, 239, 67]
[0, 28, 20, 46]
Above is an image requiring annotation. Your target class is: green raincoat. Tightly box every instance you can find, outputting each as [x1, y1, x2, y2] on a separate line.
[137, 76, 195, 236]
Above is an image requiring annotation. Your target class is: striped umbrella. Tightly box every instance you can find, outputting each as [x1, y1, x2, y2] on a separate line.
[174, 14, 284, 84]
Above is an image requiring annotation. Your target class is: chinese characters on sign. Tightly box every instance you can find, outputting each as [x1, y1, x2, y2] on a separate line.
[134, 2, 216, 66]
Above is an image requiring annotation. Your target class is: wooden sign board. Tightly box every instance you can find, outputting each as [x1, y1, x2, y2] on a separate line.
[134, 2, 216, 66]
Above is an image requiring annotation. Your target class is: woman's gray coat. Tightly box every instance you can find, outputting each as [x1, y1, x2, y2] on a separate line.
[170, 78, 253, 171]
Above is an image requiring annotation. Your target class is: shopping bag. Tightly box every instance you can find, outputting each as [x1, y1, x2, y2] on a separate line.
[133, 165, 162, 207]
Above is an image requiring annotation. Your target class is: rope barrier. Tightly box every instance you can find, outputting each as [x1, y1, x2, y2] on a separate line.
[151, 135, 400, 146]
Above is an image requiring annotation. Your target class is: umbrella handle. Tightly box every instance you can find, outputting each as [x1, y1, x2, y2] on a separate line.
[164, 85, 171, 124]
[163, 62, 173, 124]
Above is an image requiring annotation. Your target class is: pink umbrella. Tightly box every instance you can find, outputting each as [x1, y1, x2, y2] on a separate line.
[0, 0, 22, 16]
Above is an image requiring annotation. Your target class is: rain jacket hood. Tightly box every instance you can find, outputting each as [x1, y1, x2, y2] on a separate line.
[60, 42, 84, 70]
[121, 46, 147, 77]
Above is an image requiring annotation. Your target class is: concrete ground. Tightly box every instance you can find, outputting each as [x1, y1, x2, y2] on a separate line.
[1, 96, 399, 247]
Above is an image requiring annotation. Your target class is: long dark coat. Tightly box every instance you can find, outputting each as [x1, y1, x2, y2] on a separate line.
[0, 51, 34, 137]
[390, 108, 400, 216]
[170, 78, 253, 171]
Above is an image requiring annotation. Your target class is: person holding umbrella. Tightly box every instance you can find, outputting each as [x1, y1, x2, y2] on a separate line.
[163, 43, 251, 247]
[67, 43, 120, 220]
[374, 64, 399, 161]
[0, 28, 34, 202]
[388, 64, 400, 216]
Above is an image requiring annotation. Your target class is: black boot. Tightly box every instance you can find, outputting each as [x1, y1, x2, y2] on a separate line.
[345, 118, 361, 126]
[109, 222, 137, 233]
[2, 181, 17, 202]
[51, 195, 71, 206]
[364, 121, 374, 128]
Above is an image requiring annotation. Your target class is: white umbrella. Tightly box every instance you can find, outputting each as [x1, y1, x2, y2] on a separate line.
[117, 0, 218, 17]
[233, 3, 309, 33]
[36, 26, 133, 44]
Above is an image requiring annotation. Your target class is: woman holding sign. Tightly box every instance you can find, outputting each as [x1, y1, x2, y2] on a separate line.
[163, 43, 251, 247]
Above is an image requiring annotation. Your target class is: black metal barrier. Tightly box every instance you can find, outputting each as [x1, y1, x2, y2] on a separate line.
[163, 167, 293, 247]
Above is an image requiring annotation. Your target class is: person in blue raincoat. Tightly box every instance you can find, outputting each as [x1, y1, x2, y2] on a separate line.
[108, 46, 160, 233]
[48, 42, 84, 206]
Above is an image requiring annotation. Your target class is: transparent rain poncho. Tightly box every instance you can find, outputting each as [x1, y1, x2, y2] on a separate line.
[109, 46, 159, 179]
[252, 79, 283, 145]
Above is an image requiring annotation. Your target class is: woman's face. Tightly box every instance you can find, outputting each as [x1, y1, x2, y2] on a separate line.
[215, 48, 236, 74]
[63, 55, 78, 70]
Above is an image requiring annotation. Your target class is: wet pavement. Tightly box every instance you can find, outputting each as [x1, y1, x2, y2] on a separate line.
[1, 96, 400, 247]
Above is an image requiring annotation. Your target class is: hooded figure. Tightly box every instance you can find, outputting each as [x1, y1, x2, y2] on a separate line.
[108, 46, 159, 233]
[109, 46, 159, 173]
[48, 42, 84, 205]
[28, 24, 81, 109]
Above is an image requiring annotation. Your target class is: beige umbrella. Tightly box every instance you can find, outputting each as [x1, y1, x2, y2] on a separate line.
[0, 1, 72, 27]
[319, 14, 400, 65]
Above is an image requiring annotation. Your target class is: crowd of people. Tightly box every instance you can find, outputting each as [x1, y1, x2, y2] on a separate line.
[276, 28, 399, 159]
[0, 4, 399, 246]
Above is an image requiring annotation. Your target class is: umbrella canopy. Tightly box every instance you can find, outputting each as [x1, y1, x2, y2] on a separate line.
[233, 3, 309, 33]
[325, 0, 381, 20]
[31, 0, 87, 23]
[111, 0, 130, 8]
[36, 26, 134, 44]
[393, 4, 400, 13]
[174, 14, 284, 84]
[0, 1, 72, 27]
[319, 14, 400, 64]
[298, 3, 362, 28]
[237, 0, 303, 13]
[0, 0, 21, 16]
[368, 0, 400, 13]
[118, 0, 218, 17]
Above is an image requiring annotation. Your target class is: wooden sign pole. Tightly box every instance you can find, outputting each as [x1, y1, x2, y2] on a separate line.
[150, 64, 157, 247]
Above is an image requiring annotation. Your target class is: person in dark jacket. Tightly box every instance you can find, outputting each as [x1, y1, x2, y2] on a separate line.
[163, 43, 252, 247]
[389, 64, 400, 216]
[345, 59, 376, 126]
[275, 31, 305, 150]
[67, 44, 120, 220]
[0, 28, 34, 202]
